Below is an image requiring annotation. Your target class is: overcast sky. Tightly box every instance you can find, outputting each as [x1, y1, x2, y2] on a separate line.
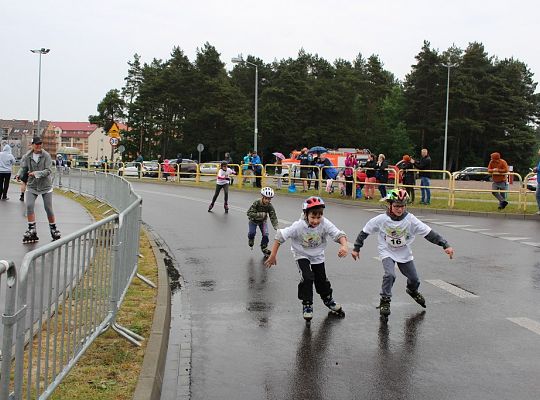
[2, 0, 538, 122]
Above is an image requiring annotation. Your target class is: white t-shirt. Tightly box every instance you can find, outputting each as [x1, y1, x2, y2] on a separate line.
[277, 217, 346, 264]
[216, 167, 235, 185]
[362, 212, 431, 263]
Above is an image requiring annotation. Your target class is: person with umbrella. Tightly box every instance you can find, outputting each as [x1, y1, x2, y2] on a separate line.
[297, 148, 313, 192]
[272, 152, 285, 190]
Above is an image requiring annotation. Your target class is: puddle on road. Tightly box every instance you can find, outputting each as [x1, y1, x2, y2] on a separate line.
[196, 280, 216, 290]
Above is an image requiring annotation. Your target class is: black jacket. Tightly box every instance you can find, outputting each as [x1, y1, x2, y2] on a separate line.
[415, 155, 432, 178]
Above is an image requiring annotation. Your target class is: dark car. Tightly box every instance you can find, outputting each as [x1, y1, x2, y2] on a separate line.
[455, 167, 491, 181]
[169, 159, 198, 177]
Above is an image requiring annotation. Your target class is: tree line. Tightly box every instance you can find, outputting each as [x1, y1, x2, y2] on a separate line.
[89, 40, 540, 173]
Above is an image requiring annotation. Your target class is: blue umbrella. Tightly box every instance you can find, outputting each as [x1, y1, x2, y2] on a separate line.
[308, 146, 328, 154]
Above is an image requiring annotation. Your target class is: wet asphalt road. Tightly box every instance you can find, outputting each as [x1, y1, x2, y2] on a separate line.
[133, 182, 540, 400]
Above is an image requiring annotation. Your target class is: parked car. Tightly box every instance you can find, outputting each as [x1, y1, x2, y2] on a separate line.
[199, 161, 221, 175]
[168, 159, 198, 177]
[455, 167, 491, 181]
[118, 162, 146, 177]
[527, 174, 537, 191]
[143, 161, 160, 177]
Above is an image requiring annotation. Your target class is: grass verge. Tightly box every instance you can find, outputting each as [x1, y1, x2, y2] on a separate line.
[49, 191, 158, 400]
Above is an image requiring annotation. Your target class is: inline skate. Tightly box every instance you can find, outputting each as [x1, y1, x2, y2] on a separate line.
[261, 246, 271, 258]
[224, 203, 229, 213]
[23, 228, 39, 244]
[50, 225, 61, 241]
[303, 304, 313, 325]
[378, 296, 391, 322]
[406, 288, 426, 308]
[323, 296, 345, 317]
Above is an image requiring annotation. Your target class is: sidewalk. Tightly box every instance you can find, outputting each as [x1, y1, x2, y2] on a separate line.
[0, 182, 94, 265]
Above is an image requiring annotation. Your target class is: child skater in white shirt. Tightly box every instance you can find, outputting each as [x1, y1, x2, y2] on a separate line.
[264, 196, 348, 322]
[351, 188, 454, 321]
[208, 161, 236, 213]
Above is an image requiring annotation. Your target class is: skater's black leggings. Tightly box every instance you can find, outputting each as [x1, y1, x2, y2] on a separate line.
[0, 172, 11, 198]
[211, 183, 229, 205]
[296, 258, 332, 305]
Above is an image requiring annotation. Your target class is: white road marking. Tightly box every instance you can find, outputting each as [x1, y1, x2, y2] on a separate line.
[445, 224, 472, 228]
[425, 279, 479, 298]
[507, 318, 540, 336]
[499, 237, 531, 241]
[431, 221, 455, 224]
[521, 242, 540, 247]
[463, 228, 491, 232]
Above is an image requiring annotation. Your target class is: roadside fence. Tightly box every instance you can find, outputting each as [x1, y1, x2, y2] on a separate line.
[1, 170, 143, 399]
[76, 161, 535, 210]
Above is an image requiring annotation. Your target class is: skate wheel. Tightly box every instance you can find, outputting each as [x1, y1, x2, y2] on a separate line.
[305, 319, 311, 327]
[329, 310, 345, 318]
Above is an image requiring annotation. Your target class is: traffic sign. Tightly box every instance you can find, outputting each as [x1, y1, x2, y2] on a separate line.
[109, 137, 119, 146]
[197, 143, 204, 152]
[108, 122, 121, 139]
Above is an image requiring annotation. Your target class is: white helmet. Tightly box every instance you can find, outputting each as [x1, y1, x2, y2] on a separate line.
[261, 187, 275, 198]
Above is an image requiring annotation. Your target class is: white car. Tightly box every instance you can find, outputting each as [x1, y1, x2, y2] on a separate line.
[118, 162, 146, 177]
[527, 174, 537, 191]
[199, 162, 221, 175]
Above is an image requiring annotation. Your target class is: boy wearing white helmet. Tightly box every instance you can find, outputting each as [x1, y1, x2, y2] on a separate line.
[246, 187, 279, 256]
[264, 196, 348, 322]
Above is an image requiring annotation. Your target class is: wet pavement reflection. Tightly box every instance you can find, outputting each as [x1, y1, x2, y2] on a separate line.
[375, 311, 425, 400]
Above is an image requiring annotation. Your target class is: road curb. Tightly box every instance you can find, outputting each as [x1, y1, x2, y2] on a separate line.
[133, 230, 171, 400]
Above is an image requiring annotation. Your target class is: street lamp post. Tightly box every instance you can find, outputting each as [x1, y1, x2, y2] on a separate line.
[442, 62, 455, 177]
[30, 48, 50, 139]
[231, 55, 258, 153]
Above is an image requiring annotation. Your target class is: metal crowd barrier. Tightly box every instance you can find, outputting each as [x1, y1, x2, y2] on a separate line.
[1, 170, 142, 399]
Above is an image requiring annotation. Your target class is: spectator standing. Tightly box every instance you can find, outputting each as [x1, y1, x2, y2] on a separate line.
[55, 154, 67, 187]
[364, 153, 377, 200]
[414, 148, 432, 205]
[274, 155, 283, 190]
[397, 155, 416, 203]
[533, 148, 540, 215]
[16, 137, 61, 242]
[157, 154, 164, 179]
[175, 153, 183, 179]
[0, 144, 16, 200]
[344, 153, 358, 197]
[224, 152, 234, 184]
[297, 148, 312, 192]
[242, 151, 253, 185]
[487, 152, 509, 210]
[134, 152, 144, 179]
[375, 154, 389, 199]
[251, 151, 262, 188]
